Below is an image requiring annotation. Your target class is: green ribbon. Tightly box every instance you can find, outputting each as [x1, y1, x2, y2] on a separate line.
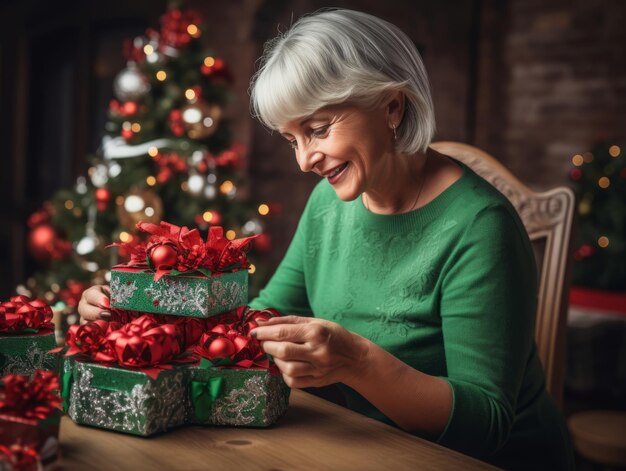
[61, 367, 74, 412]
[191, 376, 223, 422]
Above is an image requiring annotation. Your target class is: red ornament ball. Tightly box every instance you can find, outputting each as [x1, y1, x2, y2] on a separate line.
[122, 101, 138, 116]
[95, 188, 110, 202]
[149, 244, 178, 268]
[570, 168, 582, 182]
[121, 128, 134, 140]
[207, 337, 236, 359]
[27, 224, 57, 262]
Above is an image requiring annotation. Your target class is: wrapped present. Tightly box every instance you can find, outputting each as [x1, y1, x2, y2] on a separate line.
[188, 307, 290, 427]
[109, 222, 257, 317]
[60, 315, 196, 436]
[0, 370, 61, 467]
[189, 362, 290, 427]
[0, 444, 40, 471]
[0, 297, 58, 376]
[64, 358, 190, 437]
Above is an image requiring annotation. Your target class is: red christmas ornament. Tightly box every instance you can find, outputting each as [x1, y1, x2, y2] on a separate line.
[168, 109, 185, 137]
[149, 244, 178, 268]
[570, 168, 582, 182]
[95, 188, 111, 212]
[121, 128, 134, 140]
[27, 224, 57, 262]
[122, 101, 138, 116]
[254, 233, 272, 252]
[207, 337, 236, 358]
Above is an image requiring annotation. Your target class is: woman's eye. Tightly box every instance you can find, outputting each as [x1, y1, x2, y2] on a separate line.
[311, 125, 330, 137]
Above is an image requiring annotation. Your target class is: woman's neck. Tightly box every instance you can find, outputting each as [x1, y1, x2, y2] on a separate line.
[363, 149, 430, 215]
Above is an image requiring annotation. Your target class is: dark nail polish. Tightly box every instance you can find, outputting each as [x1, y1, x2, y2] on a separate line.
[99, 311, 111, 319]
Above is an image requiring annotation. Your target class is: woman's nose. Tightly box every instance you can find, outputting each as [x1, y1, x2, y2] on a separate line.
[296, 143, 324, 173]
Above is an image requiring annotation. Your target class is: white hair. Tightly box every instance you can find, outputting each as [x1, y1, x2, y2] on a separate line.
[249, 8, 436, 154]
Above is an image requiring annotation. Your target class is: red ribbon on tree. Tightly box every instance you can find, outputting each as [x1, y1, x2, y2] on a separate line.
[159, 8, 203, 49]
[0, 370, 61, 421]
[110, 221, 258, 281]
[0, 296, 53, 333]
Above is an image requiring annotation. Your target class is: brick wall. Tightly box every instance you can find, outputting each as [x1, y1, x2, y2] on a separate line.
[475, 0, 626, 190]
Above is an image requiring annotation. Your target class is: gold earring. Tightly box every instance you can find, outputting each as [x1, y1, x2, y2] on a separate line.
[392, 124, 397, 140]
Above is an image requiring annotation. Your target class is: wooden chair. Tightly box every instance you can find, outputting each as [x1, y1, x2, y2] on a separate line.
[431, 141, 575, 408]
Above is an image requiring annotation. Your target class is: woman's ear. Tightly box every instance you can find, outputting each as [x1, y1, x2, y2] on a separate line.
[386, 91, 405, 128]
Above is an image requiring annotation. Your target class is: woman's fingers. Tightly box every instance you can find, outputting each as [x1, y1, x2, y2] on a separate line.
[273, 358, 317, 378]
[256, 315, 309, 325]
[78, 285, 111, 321]
[260, 340, 311, 361]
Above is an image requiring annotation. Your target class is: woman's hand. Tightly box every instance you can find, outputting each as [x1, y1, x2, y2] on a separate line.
[251, 316, 370, 388]
[77, 285, 111, 324]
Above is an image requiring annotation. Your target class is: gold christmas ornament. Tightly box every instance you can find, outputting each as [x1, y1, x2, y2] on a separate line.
[116, 188, 163, 230]
[181, 101, 222, 139]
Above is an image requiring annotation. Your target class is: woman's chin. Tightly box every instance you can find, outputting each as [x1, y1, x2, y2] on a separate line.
[331, 186, 360, 202]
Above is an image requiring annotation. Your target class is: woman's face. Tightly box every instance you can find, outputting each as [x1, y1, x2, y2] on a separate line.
[278, 103, 393, 201]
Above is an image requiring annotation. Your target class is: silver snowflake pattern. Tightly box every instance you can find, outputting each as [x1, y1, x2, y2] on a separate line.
[1, 340, 55, 376]
[207, 280, 246, 310]
[67, 362, 187, 436]
[144, 279, 208, 315]
[110, 277, 139, 304]
[212, 375, 265, 425]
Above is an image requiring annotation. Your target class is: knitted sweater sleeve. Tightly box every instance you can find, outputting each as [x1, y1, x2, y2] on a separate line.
[436, 204, 538, 456]
[248, 189, 315, 316]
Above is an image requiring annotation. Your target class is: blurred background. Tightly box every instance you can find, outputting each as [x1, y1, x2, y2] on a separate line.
[0, 0, 625, 467]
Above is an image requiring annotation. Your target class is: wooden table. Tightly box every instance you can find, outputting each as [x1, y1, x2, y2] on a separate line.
[59, 389, 497, 470]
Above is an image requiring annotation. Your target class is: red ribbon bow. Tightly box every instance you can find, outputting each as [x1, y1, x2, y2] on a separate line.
[107, 315, 181, 369]
[110, 221, 258, 281]
[0, 296, 53, 333]
[64, 320, 121, 362]
[195, 306, 280, 369]
[0, 444, 40, 471]
[61, 315, 194, 379]
[0, 370, 61, 421]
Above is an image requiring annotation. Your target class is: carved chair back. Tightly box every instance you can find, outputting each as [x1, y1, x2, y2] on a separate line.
[431, 141, 575, 408]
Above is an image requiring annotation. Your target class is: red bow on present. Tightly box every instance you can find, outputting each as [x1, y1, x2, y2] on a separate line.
[0, 444, 40, 471]
[111, 221, 259, 281]
[0, 370, 61, 420]
[64, 320, 121, 362]
[60, 315, 195, 379]
[0, 296, 53, 333]
[107, 315, 181, 369]
[195, 306, 280, 369]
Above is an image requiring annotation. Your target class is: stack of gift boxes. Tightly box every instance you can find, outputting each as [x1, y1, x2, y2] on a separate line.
[60, 221, 290, 436]
[1, 297, 61, 469]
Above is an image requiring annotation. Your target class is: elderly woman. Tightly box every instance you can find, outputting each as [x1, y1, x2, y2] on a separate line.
[79, 8, 573, 470]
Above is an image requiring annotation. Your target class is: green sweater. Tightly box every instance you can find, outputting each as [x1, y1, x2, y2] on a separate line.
[250, 163, 573, 470]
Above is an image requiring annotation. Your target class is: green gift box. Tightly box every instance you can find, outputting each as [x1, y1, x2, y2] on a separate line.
[188, 363, 290, 427]
[0, 330, 58, 376]
[110, 268, 248, 318]
[64, 358, 189, 436]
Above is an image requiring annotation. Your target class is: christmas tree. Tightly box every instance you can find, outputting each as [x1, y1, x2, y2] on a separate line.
[20, 5, 272, 320]
[570, 139, 626, 290]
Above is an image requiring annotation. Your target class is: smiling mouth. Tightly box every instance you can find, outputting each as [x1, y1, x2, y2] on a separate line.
[325, 162, 349, 181]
